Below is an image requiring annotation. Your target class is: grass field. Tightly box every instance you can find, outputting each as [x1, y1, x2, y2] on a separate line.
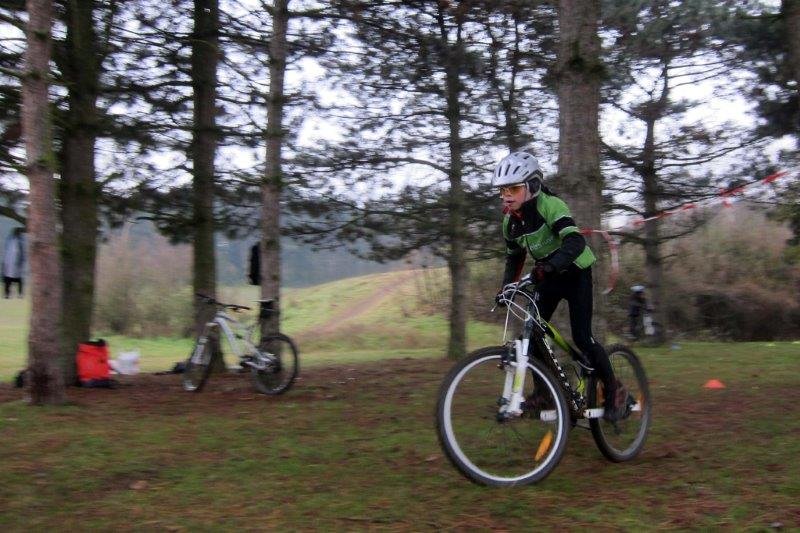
[0, 342, 798, 529]
[1, 271, 799, 529]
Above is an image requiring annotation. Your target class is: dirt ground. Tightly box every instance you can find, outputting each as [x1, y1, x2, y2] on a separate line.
[0, 357, 439, 408]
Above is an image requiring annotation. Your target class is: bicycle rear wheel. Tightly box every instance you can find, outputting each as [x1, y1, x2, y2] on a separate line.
[250, 333, 299, 395]
[183, 334, 214, 392]
[588, 344, 651, 462]
[436, 346, 570, 487]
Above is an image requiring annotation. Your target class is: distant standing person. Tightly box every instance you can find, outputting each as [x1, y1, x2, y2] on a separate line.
[248, 242, 261, 286]
[628, 285, 648, 340]
[2, 227, 25, 298]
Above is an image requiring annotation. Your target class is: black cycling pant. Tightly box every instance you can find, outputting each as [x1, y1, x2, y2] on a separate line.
[535, 266, 616, 402]
[629, 314, 641, 339]
[3, 276, 23, 298]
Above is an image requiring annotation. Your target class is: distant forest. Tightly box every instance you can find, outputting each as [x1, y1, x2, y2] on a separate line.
[220, 235, 399, 288]
[1, 217, 395, 288]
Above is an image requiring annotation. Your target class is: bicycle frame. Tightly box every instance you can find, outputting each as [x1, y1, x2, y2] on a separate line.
[205, 311, 259, 366]
[497, 283, 596, 419]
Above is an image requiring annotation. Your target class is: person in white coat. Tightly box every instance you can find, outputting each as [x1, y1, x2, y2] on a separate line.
[1, 227, 25, 298]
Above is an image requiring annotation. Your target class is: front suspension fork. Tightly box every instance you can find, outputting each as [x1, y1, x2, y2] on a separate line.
[499, 339, 530, 417]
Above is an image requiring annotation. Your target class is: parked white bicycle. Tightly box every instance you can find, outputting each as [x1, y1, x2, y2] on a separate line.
[183, 294, 298, 395]
[436, 275, 651, 486]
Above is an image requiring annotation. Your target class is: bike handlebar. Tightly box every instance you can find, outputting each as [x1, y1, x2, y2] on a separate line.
[194, 293, 252, 312]
[502, 274, 535, 294]
[493, 274, 537, 312]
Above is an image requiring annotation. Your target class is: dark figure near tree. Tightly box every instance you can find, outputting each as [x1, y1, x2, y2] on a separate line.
[628, 285, 650, 340]
[2, 227, 25, 299]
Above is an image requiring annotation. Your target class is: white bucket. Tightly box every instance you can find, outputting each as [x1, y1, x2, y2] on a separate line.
[111, 350, 141, 375]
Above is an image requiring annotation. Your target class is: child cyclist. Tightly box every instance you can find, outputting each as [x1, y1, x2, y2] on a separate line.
[492, 151, 626, 422]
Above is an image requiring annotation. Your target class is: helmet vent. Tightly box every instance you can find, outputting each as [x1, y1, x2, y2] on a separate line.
[492, 151, 541, 188]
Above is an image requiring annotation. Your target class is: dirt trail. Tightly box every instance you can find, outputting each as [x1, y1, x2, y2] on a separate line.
[300, 270, 418, 337]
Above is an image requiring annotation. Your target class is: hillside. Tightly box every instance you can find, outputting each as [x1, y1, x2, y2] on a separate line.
[218, 268, 503, 365]
[0, 269, 502, 379]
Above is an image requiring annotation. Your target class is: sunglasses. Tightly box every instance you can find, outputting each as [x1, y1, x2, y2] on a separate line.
[498, 183, 526, 196]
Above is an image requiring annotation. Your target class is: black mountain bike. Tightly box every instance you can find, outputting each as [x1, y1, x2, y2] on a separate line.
[436, 275, 651, 486]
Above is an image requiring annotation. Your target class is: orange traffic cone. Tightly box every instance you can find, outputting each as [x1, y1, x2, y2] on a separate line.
[703, 379, 726, 389]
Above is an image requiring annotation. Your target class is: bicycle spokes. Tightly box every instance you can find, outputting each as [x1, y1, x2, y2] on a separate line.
[250, 334, 298, 395]
[437, 349, 569, 486]
[183, 337, 213, 392]
[589, 345, 651, 462]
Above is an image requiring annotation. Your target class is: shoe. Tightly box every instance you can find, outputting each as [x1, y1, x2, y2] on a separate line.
[603, 379, 630, 422]
[525, 387, 555, 412]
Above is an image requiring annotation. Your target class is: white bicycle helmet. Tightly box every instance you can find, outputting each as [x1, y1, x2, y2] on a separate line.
[492, 151, 544, 191]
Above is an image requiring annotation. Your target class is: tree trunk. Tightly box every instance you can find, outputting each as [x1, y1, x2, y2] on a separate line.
[260, 0, 289, 338]
[554, 0, 605, 340]
[59, 0, 99, 385]
[191, 0, 219, 335]
[642, 220, 666, 344]
[639, 75, 670, 345]
[641, 167, 667, 345]
[23, 0, 66, 405]
[440, 10, 468, 359]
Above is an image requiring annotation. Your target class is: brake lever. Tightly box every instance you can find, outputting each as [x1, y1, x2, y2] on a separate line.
[195, 292, 215, 305]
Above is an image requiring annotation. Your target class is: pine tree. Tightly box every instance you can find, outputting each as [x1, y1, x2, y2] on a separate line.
[553, 0, 606, 337]
[57, 0, 104, 381]
[22, 0, 66, 404]
[289, 2, 573, 357]
[722, 0, 800, 244]
[191, 0, 221, 336]
[602, 0, 762, 342]
[297, 0, 509, 358]
[260, 0, 289, 336]
[475, 0, 558, 152]
[0, 1, 27, 224]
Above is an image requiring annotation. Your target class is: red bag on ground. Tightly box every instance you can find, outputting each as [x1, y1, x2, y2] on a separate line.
[76, 340, 110, 384]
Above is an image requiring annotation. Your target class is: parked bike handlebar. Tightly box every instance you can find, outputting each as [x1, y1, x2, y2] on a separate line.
[194, 293, 252, 312]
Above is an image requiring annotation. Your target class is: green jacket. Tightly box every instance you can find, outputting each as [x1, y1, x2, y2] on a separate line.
[502, 192, 596, 285]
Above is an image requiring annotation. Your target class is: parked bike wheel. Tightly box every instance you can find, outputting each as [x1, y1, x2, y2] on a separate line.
[183, 334, 214, 392]
[436, 346, 570, 486]
[251, 333, 299, 395]
[588, 344, 651, 462]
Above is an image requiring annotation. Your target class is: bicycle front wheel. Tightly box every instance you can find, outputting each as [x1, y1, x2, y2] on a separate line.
[183, 334, 214, 392]
[251, 333, 299, 395]
[436, 346, 570, 487]
[588, 344, 652, 462]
